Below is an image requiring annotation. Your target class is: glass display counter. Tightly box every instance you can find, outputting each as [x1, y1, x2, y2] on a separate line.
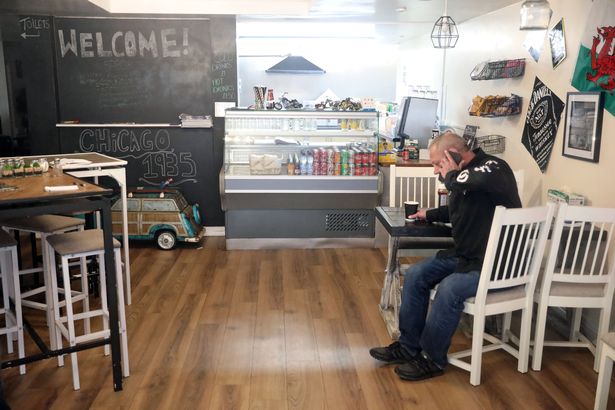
[221, 109, 381, 249]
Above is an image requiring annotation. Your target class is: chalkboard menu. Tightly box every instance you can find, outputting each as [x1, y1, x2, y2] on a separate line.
[54, 17, 213, 123]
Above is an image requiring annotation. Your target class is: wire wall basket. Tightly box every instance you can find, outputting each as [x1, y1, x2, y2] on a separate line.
[470, 59, 526, 81]
[476, 135, 505, 155]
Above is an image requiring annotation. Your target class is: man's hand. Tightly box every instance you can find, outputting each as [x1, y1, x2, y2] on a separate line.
[439, 150, 464, 178]
[409, 208, 428, 220]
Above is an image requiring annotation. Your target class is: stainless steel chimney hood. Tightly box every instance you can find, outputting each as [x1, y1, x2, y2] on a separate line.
[266, 56, 326, 74]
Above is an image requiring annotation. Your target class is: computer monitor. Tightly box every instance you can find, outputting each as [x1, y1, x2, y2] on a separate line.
[396, 97, 439, 149]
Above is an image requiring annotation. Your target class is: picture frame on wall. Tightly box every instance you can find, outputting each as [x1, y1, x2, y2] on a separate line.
[562, 92, 604, 163]
[549, 19, 567, 68]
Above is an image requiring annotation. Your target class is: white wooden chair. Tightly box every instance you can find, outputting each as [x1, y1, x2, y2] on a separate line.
[389, 165, 454, 255]
[447, 203, 555, 386]
[532, 203, 615, 372]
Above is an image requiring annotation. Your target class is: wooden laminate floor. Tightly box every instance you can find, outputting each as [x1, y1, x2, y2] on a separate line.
[2, 237, 614, 409]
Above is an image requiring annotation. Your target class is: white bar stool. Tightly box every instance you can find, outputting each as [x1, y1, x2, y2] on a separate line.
[46, 229, 129, 391]
[0, 215, 88, 352]
[0, 229, 25, 374]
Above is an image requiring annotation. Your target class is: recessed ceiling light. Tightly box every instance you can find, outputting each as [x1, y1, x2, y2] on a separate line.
[396, 6, 407, 12]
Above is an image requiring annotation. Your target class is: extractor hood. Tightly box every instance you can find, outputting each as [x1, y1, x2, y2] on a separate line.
[266, 56, 325, 74]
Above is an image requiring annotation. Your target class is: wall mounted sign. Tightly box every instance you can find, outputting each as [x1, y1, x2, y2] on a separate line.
[521, 77, 565, 173]
[571, 0, 615, 116]
[549, 18, 566, 68]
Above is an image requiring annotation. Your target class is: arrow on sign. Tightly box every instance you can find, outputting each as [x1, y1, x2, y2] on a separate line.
[21, 32, 40, 39]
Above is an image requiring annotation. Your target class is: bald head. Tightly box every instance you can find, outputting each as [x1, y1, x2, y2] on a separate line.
[429, 131, 469, 155]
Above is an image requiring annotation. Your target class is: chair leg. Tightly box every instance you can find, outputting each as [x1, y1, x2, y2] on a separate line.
[114, 249, 130, 377]
[595, 305, 613, 373]
[570, 308, 582, 342]
[60, 256, 81, 391]
[594, 343, 615, 410]
[47, 242, 64, 368]
[41, 234, 59, 357]
[9, 248, 25, 374]
[98, 255, 110, 357]
[532, 301, 549, 371]
[518, 305, 532, 373]
[80, 255, 90, 335]
[502, 312, 512, 343]
[470, 314, 485, 386]
[1, 253, 13, 355]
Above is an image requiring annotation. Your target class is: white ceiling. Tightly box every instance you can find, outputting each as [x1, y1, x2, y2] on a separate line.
[237, 0, 522, 42]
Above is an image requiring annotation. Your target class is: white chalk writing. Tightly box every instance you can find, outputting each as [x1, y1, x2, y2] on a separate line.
[58, 28, 189, 58]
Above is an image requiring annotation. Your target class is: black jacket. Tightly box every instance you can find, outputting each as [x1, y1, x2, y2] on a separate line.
[425, 148, 521, 272]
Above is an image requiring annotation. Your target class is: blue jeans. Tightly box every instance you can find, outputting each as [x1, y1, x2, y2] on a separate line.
[398, 255, 480, 368]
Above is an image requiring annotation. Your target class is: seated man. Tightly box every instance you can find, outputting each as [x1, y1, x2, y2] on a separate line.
[370, 131, 521, 381]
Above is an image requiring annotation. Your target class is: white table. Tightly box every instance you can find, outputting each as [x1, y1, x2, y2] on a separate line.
[17, 152, 133, 305]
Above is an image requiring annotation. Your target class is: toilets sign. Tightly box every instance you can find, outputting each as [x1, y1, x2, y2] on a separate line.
[19, 16, 50, 39]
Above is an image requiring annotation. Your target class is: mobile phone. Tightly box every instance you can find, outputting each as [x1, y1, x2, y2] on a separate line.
[449, 151, 462, 165]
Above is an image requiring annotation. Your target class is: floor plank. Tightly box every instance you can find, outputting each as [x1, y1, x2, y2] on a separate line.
[3, 237, 615, 409]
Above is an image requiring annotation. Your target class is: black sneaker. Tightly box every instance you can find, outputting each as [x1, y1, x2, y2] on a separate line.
[394, 352, 444, 381]
[369, 341, 416, 364]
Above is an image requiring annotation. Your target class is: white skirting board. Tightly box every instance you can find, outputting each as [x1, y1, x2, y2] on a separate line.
[204, 226, 225, 237]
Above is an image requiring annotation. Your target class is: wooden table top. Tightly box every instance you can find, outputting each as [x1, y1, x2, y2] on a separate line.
[0, 173, 110, 206]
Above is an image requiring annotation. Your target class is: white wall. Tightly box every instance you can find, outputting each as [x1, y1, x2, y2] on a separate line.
[401, 0, 615, 208]
[237, 35, 398, 107]
[399, 0, 615, 339]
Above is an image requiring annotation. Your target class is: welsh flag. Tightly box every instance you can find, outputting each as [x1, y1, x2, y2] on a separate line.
[571, 0, 615, 116]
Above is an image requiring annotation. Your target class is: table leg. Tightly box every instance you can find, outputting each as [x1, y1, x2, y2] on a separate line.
[379, 235, 401, 340]
[100, 198, 123, 391]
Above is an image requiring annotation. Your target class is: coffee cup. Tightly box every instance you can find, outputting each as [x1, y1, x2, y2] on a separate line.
[404, 200, 419, 220]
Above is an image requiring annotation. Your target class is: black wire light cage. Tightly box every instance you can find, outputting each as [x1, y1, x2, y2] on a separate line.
[431, 16, 459, 49]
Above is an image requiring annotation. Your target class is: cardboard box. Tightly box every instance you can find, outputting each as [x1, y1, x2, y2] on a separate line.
[547, 189, 585, 206]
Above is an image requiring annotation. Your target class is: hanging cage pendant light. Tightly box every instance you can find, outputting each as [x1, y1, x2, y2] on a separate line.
[431, 0, 458, 48]
[520, 0, 552, 30]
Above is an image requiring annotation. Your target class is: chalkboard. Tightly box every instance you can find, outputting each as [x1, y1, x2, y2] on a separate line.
[210, 17, 237, 102]
[54, 17, 213, 123]
[59, 126, 224, 226]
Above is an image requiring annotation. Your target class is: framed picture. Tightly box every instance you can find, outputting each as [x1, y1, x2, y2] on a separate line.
[549, 19, 567, 68]
[562, 92, 604, 163]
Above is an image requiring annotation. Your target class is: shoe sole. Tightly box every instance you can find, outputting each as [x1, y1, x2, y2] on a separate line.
[394, 366, 444, 381]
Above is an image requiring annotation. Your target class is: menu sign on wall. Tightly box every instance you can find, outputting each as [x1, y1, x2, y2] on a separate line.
[521, 77, 565, 173]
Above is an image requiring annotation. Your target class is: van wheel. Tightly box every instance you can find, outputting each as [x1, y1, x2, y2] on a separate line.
[156, 231, 176, 250]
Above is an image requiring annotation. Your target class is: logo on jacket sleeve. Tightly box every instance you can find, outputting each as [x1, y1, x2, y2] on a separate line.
[456, 170, 469, 183]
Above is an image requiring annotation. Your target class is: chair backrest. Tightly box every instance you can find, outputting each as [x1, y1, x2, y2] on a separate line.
[474, 203, 555, 301]
[542, 203, 615, 287]
[389, 165, 441, 209]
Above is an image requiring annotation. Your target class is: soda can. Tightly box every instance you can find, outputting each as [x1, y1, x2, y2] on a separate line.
[349, 163, 355, 176]
[334, 149, 341, 164]
[369, 149, 377, 165]
[370, 164, 377, 176]
[327, 161, 334, 175]
[341, 163, 349, 176]
[403, 148, 410, 161]
[334, 163, 341, 175]
[348, 149, 355, 165]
